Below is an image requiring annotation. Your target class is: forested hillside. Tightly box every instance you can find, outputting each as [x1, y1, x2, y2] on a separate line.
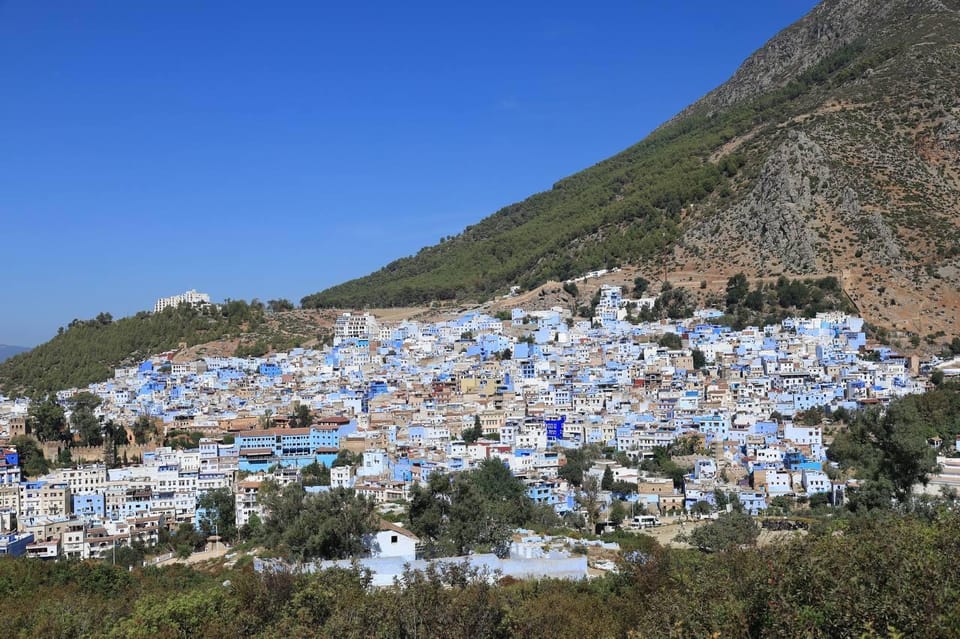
[0, 302, 265, 397]
[302, 0, 960, 342]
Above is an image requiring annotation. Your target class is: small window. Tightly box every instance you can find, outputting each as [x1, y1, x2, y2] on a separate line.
[391, 535, 398, 544]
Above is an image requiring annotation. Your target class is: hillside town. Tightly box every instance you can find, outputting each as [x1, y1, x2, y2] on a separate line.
[0, 285, 938, 572]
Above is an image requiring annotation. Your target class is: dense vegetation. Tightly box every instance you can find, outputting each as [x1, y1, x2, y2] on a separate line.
[829, 384, 958, 505]
[0, 302, 265, 397]
[407, 459, 555, 557]
[301, 42, 887, 309]
[5, 509, 960, 637]
[715, 272, 857, 329]
[251, 484, 378, 561]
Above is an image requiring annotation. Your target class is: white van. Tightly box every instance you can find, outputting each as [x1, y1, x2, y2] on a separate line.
[631, 515, 661, 529]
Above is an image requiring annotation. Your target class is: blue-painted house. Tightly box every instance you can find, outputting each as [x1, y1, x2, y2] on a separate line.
[72, 494, 105, 518]
[236, 423, 343, 471]
[737, 492, 768, 515]
[0, 532, 34, 557]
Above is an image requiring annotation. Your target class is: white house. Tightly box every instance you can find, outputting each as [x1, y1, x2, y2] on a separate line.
[801, 469, 831, 495]
[357, 450, 389, 477]
[367, 519, 419, 561]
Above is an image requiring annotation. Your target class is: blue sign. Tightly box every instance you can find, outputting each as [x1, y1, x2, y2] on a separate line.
[545, 416, 566, 440]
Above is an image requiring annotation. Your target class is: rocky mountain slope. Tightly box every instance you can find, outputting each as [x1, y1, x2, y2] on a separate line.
[677, 0, 960, 340]
[303, 0, 960, 344]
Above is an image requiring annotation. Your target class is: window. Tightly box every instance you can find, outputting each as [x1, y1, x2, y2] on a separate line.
[391, 535, 398, 544]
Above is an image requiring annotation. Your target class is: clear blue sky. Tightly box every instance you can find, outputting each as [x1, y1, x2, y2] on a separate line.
[0, 1, 817, 346]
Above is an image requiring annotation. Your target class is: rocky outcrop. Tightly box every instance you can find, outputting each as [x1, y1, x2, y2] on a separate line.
[841, 187, 901, 265]
[936, 115, 960, 154]
[673, 0, 955, 119]
[729, 131, 829, 272]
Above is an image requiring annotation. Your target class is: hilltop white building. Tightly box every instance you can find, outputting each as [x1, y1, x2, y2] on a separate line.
[334, 312, 379, 343]
[154, 289, 211, 313]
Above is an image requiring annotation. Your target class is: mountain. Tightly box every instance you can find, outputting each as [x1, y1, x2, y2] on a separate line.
[0, 345, 29, 363]
[0, 303, 336, 397]
[302, 0, 960, 342]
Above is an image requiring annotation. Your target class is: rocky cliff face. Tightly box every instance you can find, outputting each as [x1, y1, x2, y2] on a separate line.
[690, 130, 829, 274]
[674, 0, 960, 338]
[678, 0, 956, 116]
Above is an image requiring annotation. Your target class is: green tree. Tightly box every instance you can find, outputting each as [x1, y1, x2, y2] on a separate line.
[687, 511, 759, 552]
[461, 421, 482, 444]
[103, 419, 128, 445]
[74, 410, 102, 447]
[558, 445, 601, 487]
[331, 449, 360, 468]
[610, 480, 636, 495]
[713, 488, 730, 511]
[744, 287, 765, 311]
[690, 500, 713, 516]
[258, 483, 377, 561]
[950, 337, 960, 356]
[469, 458, 531, 526]
[111, 544, 145, 569]
[407, 472, 452, 551]
[601, 466, 614, 491]
[576, 476, 603, 531]
[767, 495, 794, 515]
[302, 461, 331, 486]
[168, 521, 206, 555]
[657, 332, 682, 349]
[829, 402, 939, 502]
[130, 415, 156, 445]
[70, 391, 102, 412]
[197, 487, 237, 542]
[725, 272, 749, 308]
[798, 407, 824, 426]
[267, 298, 295, 312]
[845, 478, 895, 512]
[239, 512, 263, 542]
[56, 446, 73, 467]
[69, 392, 103, 446]
[445, 478, 500, 556]
[27, 397, 68, 443]
[633, 277, 650, 296]
[640, 446, 690, 489]
[691, 348, 707, 369]
[10, 435, 49, 477]
[111, 584, 238, 638]
[609, 499, 627, 526]
[289, 404, 312, 428]
[407, 461, 532, 558]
